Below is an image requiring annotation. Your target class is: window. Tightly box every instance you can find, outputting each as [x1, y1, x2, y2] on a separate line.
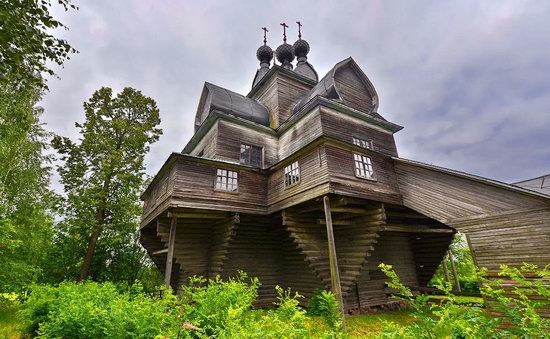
[240, 144, 263, 167]
[215, 169, 238, 192]
[284, 161, 300, 187]
[353, 153, 375, 179]
[353, 136, 373, 150]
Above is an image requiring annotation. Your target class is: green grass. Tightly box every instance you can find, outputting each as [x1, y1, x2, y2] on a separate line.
[346, 310, 416, 338]
[0, 306, 21, 339]
[428, 295, 484, 305]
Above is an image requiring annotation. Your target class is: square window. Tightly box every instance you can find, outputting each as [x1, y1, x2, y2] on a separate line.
[353, 136, 374, 150]
[353, 153, 375, 180]
[284, 161, 300, 188]
[240, 144, 263, 167]
[215, 169, 238, 192]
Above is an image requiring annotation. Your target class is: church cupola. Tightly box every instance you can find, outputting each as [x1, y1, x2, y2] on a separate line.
[292, 22, 318, 82]
[275, 22, 295, 70]
[252, 27, 274, 88]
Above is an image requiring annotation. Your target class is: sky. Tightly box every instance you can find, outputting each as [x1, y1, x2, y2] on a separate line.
[44, 0, 550, 185]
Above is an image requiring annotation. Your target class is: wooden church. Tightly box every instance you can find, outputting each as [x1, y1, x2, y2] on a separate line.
[140, 23, 550, 312]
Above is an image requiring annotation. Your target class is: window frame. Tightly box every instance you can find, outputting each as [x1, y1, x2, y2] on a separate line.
[352, 135, 374, 150]
[353, 153, 376, 181]
[284, 161, 301, 188]
[239, 143, 264, 168]
[214, 168, 239, 193]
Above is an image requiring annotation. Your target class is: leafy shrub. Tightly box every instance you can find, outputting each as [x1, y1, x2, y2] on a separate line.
[459, 279, 480, 293]
[20, 281, 178, 338]
[307, 289, 342, 329]
[481, 263, 550, 338]
[379, 263, 550, 339]
[177, 272, 324, 338]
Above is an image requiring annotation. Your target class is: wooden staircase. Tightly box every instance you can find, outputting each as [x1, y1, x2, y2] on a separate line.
[282, 197, 386, 297]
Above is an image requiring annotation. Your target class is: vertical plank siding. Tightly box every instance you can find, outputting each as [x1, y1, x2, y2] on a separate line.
[333, 64, 375, 114]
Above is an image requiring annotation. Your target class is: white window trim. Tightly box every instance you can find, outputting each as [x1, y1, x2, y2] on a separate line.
[353, 153, 376, 181]
[214, 168, 239, 193]
[284, 161, 301, 188]
[352, 136, 374, 150]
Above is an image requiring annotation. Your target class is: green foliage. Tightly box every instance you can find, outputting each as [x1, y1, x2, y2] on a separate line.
[19, 273, 340, 339]
[430, 233, 479, 293]
[0, 0, 77, 89]
[0, 77, 56, 292]
[481, 263, 550, 338]
[379, 263, 550, 339]
[51, 87, 162, 283]
[20, 281, 178, 338]
[307, 288, 342, 330]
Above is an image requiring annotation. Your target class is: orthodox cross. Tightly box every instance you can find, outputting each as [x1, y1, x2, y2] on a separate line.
[296, 21, 302, 39]
[262, 27, 268, 45]
[280, 22, 288, 42]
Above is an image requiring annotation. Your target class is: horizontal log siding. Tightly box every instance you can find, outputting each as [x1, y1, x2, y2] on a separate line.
[394, 161, 547, 221]
[171, 159, 267, 214]
[188, 122, 218, 158]
[215, 120, 278, 167]
[325, 145, 402, 204]
[267, 146, 330, 211]
[346, 232, 418, 309]
[278, 108, 323, 160]
[319, 108, 398, 156]
[252, 73, 313, 128]
[221, 215, 283, 307]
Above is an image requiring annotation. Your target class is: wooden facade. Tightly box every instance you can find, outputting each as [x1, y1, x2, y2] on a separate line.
[140, 53, 550, 313]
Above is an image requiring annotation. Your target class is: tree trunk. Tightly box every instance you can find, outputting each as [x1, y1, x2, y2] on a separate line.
[79, 177, 111, 281]
[79, 206, 105, 281]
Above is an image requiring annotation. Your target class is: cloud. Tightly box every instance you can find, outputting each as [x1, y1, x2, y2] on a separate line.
[43, 0, 550, 187]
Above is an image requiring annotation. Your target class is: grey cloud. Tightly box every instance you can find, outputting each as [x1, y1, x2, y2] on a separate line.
[43, 0, 550, 187]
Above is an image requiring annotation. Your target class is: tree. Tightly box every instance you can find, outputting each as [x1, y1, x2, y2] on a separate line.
[52, 87, 162, 282]
[0, 0, 76, 291]
[0, 0, 77, 89]
[0, 78, 56, 291]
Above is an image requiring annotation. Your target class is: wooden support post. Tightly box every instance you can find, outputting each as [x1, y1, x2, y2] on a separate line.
[442, 256, 451, 285]
[448, 249, 461, 292]
[164, 216, 177, 288]
[323, 196, 346, 325]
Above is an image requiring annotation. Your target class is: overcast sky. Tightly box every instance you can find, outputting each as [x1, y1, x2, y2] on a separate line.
[44, 0, 550, 185]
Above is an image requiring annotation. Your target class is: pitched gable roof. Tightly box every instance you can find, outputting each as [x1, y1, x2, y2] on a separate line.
[195, 82, 270, 131]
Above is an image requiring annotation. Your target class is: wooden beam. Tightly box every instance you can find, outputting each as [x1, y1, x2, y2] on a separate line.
[323, 196, 346, 326]
[382, 225, 454, 233]
[152, 248, 168, 255]
[164, 216, 177, 288]
[167, 212, 227, 219]
[448, 249, 461, 292]
[442, 257, 451, 284]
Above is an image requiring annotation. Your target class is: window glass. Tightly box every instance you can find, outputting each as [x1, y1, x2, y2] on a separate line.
[215, 169, 238, 192]
[353, 153, 375, 179]
[284, 161, 300, 187]
[240, 144, 262, 167]
[353, 136, 373, 150]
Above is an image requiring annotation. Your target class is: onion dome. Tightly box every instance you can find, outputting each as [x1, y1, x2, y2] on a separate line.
[292, 22, 318, 82]
[256, 44, 273, 64]
[293, 38, 310, 58]
[275, 43, 295, 69]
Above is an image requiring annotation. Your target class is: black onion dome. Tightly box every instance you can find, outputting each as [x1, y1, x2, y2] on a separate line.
[276, 43, 295, 64]
[293, 39, 310, 58]
[256, 44, 273, 64]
